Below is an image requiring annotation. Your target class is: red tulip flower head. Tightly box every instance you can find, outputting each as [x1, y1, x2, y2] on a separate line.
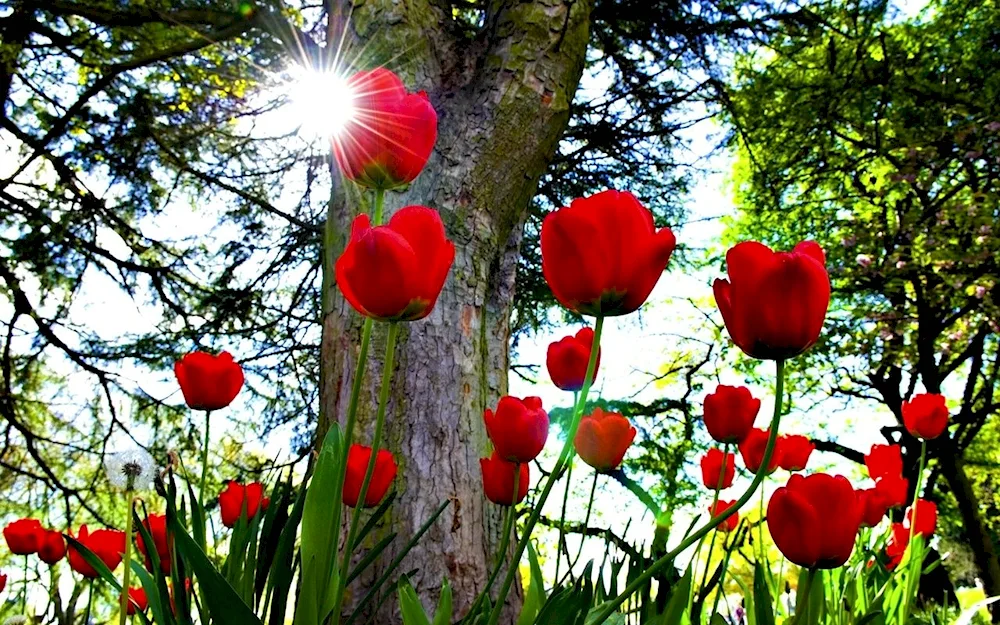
[739, 428, 782, 475]
[38, 529, 67, 564]
[574, 408, 636, 472]
[484, 396, 549, 463]
[702, 385, 761, 444]
[335, 206, 455, 321]
[874, 474, 909, 509]
[713, 241, 830, 360]
[219, 481, 270, 527]
[767, 473, 862, 569]
[857, 488, 890, 528]
[480, 452, 529, 506]
[700, 448, 736, 490]
[902, 393, 949, 440]
[332, 68, 437, 190]
[906, 499, 937, 538]
[3, 518, 42, 555]
[710, 500, 740, 532]
[865, 444, 903, 480]
[174, 351, 244, 411]
[778, 435, 815, 472]
[68, 525, 126, 578]
[137, 514, 173, 574]
[541, 190, 676, 317]
[343, 445, 398, 508]
[886, 522, 909, 570]
[0, 571, 6, 594]
[547, 328, 601, 391]
[126, 587, 149, 615]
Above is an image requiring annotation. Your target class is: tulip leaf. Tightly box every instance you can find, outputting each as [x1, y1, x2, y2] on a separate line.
[346, 531, 398, 584]
[351, 490, 397, 551]
[752, 563, 775, 625]
[432, 579, 453, 625]
[168, 511, 264, 625]
[661, 565, 692, 624]
[266, 473, 308, 625]
[709, 614, 728, 625]
[398, 576, 432, 625]
[517, 541, 546, 625]
[63, 534, 123, 590]
[132, 509, 177, 625]
[132, 560, 171, 625]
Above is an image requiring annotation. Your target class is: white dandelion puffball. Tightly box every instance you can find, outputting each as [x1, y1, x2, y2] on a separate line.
[105, 448, 158, 491]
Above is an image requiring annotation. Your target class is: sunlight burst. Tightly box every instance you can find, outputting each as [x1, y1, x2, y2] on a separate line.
[286, 66, 357, 139]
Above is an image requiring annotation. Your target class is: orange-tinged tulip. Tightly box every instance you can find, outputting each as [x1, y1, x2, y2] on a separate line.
[574, 408, 636, 472]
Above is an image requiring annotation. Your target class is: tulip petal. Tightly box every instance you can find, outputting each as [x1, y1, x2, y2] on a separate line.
[767, 487, 822, 568]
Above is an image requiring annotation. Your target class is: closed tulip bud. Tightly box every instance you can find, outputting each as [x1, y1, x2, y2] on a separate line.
[709, 500, 740, 532]
[541, 190, 676, 317]
[332, 68, 438, 190]
[574, 408, 636, 472]
[480, 452, 529, 506]
[547, 328, 601, 391]
[857, 488, 890, 528]
[3, 519, 42, 555]
[713, 241, 830, 360]
[778, 434, 815, 472]
[865, 444, 903, 480]
[68, 525, 126, 578]
[906, 499, 937, 538]
[702, 385, 761, 444]
[739, 428, 782, 475]
[335, 207, 455, 321]
[174, 351, 244, 411]
[219, 481, 270, 527]
[767, 473, 862, 569]
[902, 393, 949, 440]
[886, 522, 909, 569]
[136, 514, 173, 574]
[126, 587, 148, 615]
[38, 529, 67, 565]
[700, 448, 736, 490]
[343, 445, 397, 508]
[484, 396, 549, 463]
[874, 474, 909, 509]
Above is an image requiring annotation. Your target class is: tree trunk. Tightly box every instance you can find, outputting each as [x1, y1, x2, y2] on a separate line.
[318, 1, 592, 621]
[938, 444, 1000, 622]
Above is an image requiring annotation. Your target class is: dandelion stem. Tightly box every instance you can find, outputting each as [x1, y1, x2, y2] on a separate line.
[118, 493, 135, 625]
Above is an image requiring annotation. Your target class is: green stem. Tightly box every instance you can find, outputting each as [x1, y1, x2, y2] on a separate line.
[198, 410, 212, 509]
[795, 567, 818, 624]
[85, 579, 95, 625]
[561, 471, 599, 586]
[711, 533, 736, 617]
[554, 459, 573, 583]
[118, 493, 135, 625]
[590, 358, 786, 624]
[334, 321, 400, 623]
[372, 187, 386, 226]
[485, 316, 605, 625]
[775, 556, 787, 616]
[694, 443, 730, 611]
[465, 467, 521, 621]
[901, 439, 928, 622]
[22, 553, 28, 615]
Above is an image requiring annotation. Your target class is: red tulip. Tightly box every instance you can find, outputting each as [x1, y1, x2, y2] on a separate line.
[857, 488, 890, 528]
[126, 587, 148, 615]
[68, 525, 126, 578]
[540, 190, 676, 317]
[886, 522, 909, 569]
[709, 500, 740, 532]
[332, 68, 437, 190]
[335, 206, 455, 321]
[3, 518, 42, 555]
[902, 393, 949, 440]
[739, 428, 782, 475]
[343, 445, 397, 508]
[768, 473, 862, 569]
[713, 241, 830, 360]
[480, 452, 529, 506]
[0, 571, 6, 594]
[38, 529, 67, 564]
[574, 408, 636, 472]
[702, 385, 761, 444]
[173, 351, 244, 411]
[700, 448, 736, 490]
[219, 481, 270, 527]
[906, 499, 937, 538]
[547, 328, 601, 391]
[137, 514, 172, 574]
[778, 435, 815, 472]
[484, 396, 549, 463]
[865, 444, 903, 480]
[874, 474, 909, 509]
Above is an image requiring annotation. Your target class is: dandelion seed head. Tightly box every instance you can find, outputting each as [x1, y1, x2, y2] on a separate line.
[104, 448, 158, 491]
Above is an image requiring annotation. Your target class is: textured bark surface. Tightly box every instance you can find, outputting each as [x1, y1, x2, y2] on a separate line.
[318, 1, 592, 622]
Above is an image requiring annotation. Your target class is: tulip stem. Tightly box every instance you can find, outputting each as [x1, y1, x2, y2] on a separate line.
[795, 567, 818, 624]
[560, 471, 599, 586]
[711, 531, 736, 617]
[591, 358, 786, 624]
[118, 493, 135, 625]
[198, 410, 212, 510]
[693, 443, 729, 612]
[466, 468, 521, 621]
[22, 553, 28, 615]
[334, 321, 400, 623]
[372, 187, 386, 226]
[485, 316, 605, 625]
[901, 439, 928, 622]
[85, 579, 95, 625]
[553, 459, 573, 584]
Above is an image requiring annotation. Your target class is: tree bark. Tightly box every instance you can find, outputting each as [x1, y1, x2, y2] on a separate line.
[319, 1, 592, 621]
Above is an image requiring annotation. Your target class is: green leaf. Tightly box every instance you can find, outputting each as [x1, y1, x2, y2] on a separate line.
[132, 560, 172, 625]
[661, 565, 692, 624]
[432, 579, 453, 625]
[398, 576, 432, 625]
[346, 532, 398, 585]
[64, 534, 123, 590]
[267, 476, 308, 625]
[752, 563, 775, 625]
[517, 541, 546, 625]
[709, 614, 728, 625]
[351, 490, 397, 551]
